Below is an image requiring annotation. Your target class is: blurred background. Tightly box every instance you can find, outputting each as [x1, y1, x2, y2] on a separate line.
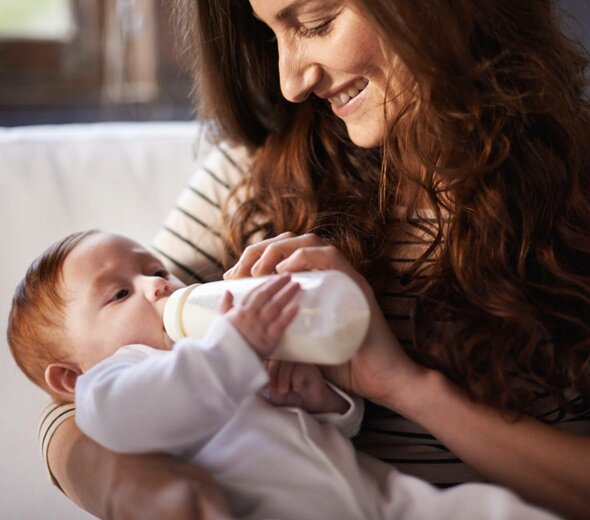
[0, 0, 193, 126]
[0, 2, 587, 520]
[0, 0, 588, 128]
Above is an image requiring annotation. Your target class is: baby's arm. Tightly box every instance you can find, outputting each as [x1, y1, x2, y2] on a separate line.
[220, 273, 364, 436]
[75, 317, 268, 456]
[220, 273, 346, 415]
[75, 275, 301, 455]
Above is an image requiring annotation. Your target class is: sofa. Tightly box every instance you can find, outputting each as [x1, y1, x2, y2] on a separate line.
[0, 121, 213, 519]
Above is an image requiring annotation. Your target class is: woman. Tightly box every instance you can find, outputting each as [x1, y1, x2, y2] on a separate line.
[42, 0, 590, 518]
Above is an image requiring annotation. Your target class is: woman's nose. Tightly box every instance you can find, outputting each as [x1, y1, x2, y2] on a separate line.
[144, 276, 171, 302]
[278, 41, 322, 103]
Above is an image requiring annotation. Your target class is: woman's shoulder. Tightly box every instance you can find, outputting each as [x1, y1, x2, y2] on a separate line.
[195, 140, 253, 190]
[38, 401, 76, 485]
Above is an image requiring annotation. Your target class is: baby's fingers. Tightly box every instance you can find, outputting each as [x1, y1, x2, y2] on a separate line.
[265, 296, 300, 345]
[266, 360, 295, 405]
[242, 273, 291, 309]
[218, 291, 234, 314]
[259, 280, 301, 322]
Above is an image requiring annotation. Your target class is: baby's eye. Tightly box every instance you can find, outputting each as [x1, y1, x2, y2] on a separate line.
[110, 288, 129, 302]
[153, 269, 169, 278]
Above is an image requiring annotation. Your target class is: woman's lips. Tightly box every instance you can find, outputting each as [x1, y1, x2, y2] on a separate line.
[328, 78, 369, 107]
[329, 79, 369, 117]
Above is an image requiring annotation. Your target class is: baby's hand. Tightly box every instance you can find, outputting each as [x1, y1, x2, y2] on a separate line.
[219, 273, 301, 358]
[265, 360, 349, 414]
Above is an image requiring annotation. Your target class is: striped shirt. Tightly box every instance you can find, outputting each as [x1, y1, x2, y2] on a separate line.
[39, 141, 590, 487]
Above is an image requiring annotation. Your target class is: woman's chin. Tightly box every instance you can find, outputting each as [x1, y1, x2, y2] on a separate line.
[345, 122, 385, 149]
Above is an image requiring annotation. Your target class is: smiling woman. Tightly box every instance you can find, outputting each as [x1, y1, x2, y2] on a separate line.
[250, 0, 398, 148]
[169, 0, 590, 517]
[34, 0, 590, 519]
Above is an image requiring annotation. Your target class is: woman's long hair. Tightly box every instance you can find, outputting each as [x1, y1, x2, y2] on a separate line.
[175, 0, 590, 415]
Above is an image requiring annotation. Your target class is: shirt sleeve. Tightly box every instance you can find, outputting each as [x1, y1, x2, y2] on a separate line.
[74, 315, 268, 456]
[38, 401, 76, 488]
[151, 142, 252, 284]
[311, 383, 365, 439]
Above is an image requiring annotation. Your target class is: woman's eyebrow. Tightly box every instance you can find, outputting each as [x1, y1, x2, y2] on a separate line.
[253, 0, 315, 23]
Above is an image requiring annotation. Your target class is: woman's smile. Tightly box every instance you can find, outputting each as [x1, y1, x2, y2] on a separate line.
[250, 0, 399, 148]
[326, 78, 369, 107]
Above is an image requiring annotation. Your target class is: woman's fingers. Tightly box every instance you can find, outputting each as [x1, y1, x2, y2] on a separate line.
[225, 232, 323, 278]
[275, 244, 344, 273]
[251, 233, 324, 276]
[275, 244, 372, 297]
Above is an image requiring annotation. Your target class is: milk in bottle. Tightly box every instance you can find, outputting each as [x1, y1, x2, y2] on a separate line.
[163, 270, 371, 364]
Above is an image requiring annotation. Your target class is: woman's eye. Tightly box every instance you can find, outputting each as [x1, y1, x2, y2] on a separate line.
[110, 289, 129, 302]
[298, 18, 333, 38]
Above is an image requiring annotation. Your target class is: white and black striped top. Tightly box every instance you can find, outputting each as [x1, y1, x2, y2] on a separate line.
[39, 142, 590, 488]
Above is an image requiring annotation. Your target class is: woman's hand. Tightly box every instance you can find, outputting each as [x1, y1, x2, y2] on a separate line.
[224, 233, 425, 408]
[224, 232, 366, 289]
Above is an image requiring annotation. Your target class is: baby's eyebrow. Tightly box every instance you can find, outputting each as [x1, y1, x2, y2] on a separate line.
[131, 247, 158, 261]
[88, 269, 116, 299]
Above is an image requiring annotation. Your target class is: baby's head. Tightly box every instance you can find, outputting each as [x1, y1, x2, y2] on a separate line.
[7, 230, 184, 402]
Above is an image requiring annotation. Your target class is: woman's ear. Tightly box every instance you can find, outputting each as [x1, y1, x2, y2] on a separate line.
[45, 363, 82, 402]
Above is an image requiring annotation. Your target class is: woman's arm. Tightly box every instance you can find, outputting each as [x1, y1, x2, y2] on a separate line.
[226, 232, 590, 520]
[390, 369, 590, 520]
[48, 416, 232, 519]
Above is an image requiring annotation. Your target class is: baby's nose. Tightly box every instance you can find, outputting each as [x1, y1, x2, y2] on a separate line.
[146, 277, 171, 301]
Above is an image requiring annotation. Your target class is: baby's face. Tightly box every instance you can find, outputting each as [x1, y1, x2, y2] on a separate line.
[61, 232, 185, 371]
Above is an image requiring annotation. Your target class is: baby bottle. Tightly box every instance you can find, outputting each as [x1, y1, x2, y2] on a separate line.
[163, 270, 371, 365]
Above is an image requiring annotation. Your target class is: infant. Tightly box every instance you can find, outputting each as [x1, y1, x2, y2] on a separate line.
[8, 230, 558, 520]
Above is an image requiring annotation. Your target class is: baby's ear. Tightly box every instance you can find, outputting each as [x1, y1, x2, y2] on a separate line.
[45, 363, 82, 402]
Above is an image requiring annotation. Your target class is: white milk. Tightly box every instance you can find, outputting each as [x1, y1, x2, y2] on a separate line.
[164, 270, 371, 365]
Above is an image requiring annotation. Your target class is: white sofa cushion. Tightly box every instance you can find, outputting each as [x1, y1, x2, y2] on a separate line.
[0, 121, 212, 520]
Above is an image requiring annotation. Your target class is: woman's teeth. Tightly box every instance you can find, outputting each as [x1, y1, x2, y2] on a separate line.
[330, 79, 369, 107]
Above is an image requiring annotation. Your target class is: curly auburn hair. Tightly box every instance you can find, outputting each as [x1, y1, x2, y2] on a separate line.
[174, 0, 590, 415]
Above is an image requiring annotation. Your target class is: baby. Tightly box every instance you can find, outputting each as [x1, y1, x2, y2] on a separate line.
[8, 230, 558, 520]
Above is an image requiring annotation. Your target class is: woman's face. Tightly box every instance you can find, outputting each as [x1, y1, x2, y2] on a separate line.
[250, 0, 403, 148]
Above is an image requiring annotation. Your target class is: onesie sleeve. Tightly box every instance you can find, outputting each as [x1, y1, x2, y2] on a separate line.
[75, 315, 268, 456]
[311, 383, 365, 439]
